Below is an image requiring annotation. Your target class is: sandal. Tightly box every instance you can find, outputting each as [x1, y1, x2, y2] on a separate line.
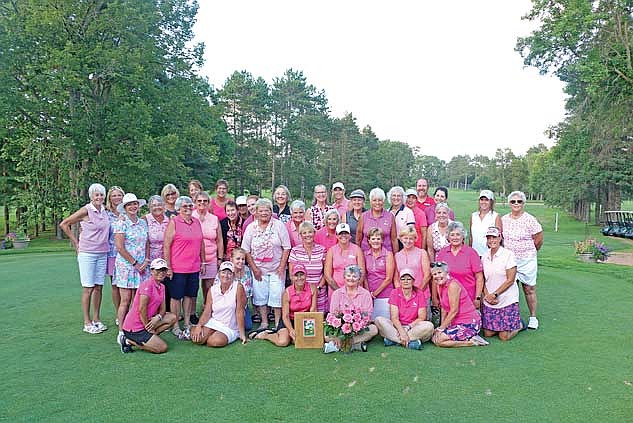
[172, 327, 183, 338]
[248, 327, 268, 340]
[252, 313, 262, 324]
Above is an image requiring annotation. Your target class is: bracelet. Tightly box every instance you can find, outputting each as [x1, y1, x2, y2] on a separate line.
[156, 314, 162, 321]
[132, 260, 138, 266]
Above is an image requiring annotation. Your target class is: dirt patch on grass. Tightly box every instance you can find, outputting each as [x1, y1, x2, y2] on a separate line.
[606, 252, 633, 266]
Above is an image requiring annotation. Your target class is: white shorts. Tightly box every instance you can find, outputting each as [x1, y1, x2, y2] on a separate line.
[371, 298, 391, 321]
[252, 273, 284, 307]
[516, 257, 538, 286]
[77, 252, 107, 288]
[204, 318, 238, 344]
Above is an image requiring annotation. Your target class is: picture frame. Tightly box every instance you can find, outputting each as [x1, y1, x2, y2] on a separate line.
[294, 312, 324, 349]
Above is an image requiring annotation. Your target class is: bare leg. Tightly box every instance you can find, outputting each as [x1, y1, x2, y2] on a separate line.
[127, 335, 168, 353]
[257, 305, 268, 329]
[273, 307, 282, 328]
[201, 279, 212, 309]
[81, 287, 94, 325]
[154, 313, 177, 334]
[432, 332, 476, 348]
[170, 298, 182, 331]
[257, 328, 291, 347]
[483, 329, 498, 338]
[206, 331, 229, 348]
[92, 285, 103, 322]
[523, 284, 537, 317]
[117, 288, 135, 330]
[111, 281, 121, 317]
[183, 296, 193, 327]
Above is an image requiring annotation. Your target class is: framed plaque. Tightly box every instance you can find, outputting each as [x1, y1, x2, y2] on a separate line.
[294, 312, 324, 349]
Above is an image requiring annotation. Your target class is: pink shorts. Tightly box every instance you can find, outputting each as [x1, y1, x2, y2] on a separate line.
[201, 263, 218, 280]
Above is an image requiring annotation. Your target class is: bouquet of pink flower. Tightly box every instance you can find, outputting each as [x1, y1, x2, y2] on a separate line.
[324, 305, 370, 340]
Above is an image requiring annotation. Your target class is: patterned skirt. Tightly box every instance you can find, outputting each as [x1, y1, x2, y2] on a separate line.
[482, 302, 521, 332]
[442, 321, 480, 341]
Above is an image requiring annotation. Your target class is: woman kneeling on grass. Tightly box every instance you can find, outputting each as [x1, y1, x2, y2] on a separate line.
[431, 262, 489, 347]
[249, 264, 317, 346]
[120, 259, 177, 354]
[481, 226, 526, 340]
[191, 262, 248, 347]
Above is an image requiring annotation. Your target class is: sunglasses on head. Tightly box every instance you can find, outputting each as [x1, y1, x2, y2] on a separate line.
[430, 261, 447, 268]
[510, 199, 524, 204]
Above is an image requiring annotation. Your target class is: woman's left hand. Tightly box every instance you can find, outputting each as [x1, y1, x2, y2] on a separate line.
[138, 260, 148, 272]
[200, 264, 206, 276]
[484, 293, 498, 304]
[240, 334, 248, 344]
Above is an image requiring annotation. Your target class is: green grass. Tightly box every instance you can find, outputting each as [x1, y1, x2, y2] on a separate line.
[2, 191, 633, 421]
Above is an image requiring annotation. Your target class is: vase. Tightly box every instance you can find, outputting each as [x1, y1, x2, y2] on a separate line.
[577, 253, 595, 263]
[13, 240, 30, 249]
[340, 337, 353, 354]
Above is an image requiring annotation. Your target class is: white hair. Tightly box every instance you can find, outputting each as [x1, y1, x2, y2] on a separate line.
[508, 191, 527, 203]
[88, 183, 106, 198]
[369, 187, 386, 201]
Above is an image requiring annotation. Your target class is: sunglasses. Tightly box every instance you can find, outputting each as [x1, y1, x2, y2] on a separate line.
[153, 268, 168, 273]
[196, 199, 209, 203]
[510, 199, 524, 204]
[430, 261, 447, 268]
[165, 192, 177, 196]
[180, 204, 194, 209]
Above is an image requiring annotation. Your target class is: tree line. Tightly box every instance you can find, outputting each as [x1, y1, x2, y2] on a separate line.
[1, 0, 631, 237]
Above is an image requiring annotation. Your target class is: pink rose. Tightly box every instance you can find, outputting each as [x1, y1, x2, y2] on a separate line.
[341, 323, 352, 334]
[343, 313, 353, 323]
[352, 322, 362, 332]
[326, 313, 335, 325]
[353, 313, 362, 322]
[332, 318, 342, 328]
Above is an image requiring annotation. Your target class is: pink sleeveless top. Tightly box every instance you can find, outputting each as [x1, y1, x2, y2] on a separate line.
[211, 281, 238, 331]
[331, 243, 362, 288]
[170, 215, 203, 273]
[193, 210, 219, 264]
[394, 247, 429, 301]
[438, 279, 480, 326]
[78, 203, 110, 253]
[287, 284, 312, 319]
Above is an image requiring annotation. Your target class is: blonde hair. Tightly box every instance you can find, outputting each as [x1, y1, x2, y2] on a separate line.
[398, 226, 417, 240]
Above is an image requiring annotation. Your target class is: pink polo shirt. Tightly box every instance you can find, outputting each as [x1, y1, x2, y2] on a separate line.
[388, 287, 426, 326]
[436, 245, 483, 302]
[170, 215, 203, 273]
[482, 246, 519, 309]
[78, 203, 110, 253]
[360, 210, 395, 252]
[330, 243, 362, 289]
[123, 277, 164, 332]
[285, 220, 302, 248]
[364, 247, 393, 299]
[330, 286, 373, 315]
[287, 284, 313, 319]
[314, 227, 338, 252]
[438, 279, 480, 326]
[416, 196, 436, 225]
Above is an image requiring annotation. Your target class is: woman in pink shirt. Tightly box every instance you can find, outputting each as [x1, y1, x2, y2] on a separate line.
[163, 196, 205, 340]
[482, 226, 526, 340]
[289, 222, 327, 312]
[430, 262, 489, 347]
[60, 183, 111, 335]
[285, 200, 306, 248]
[249, 264, 316, 346]
[210, 179, 229, 221]
[193, 191, 224, 316]
[394, 226, 431, 298]
[364, 227, 395, 320]
[119, 258, 178, 353]
[314, 209, 339, 251]
[356, 188, 399, 253]
[435, 221, 484, 309]
[374, 268, 435, 350]
[191, 261, 247, 347]
[324, 223, 365, 306]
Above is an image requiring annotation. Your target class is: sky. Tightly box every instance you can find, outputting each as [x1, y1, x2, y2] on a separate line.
[193, 0, 567, 162]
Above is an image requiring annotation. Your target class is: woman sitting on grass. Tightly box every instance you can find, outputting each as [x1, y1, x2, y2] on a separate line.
[374, 268, 434, 350]
[431, 262, 489, 348]
[249, 264, 316, 346]
[481, 226, 526, 340]
[119, 259, 177, 354]
[191, 262, 248, 347]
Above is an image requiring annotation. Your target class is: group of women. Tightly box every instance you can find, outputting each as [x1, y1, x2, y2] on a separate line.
[62, 179, 542, 353]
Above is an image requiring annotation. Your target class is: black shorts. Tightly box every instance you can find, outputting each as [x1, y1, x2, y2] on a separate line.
[168, 272, 199, 299]
[123, 329, 153, 345]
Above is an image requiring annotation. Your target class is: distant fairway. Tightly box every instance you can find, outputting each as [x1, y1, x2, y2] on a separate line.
[2, 190, 632, 421]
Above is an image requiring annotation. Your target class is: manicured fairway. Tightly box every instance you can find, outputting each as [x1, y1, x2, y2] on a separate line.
[2, 195, 632, 421]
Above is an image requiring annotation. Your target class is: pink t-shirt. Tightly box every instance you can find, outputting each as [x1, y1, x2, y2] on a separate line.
[78, 203, 110, 253]
[438, 279, 481, 326]
[287, 284, 313, 319]
[330, 243, 362, 289]
[360, 210, 395, 252]
[388, 287, 426, 326]
[395, 247, 430, 302]
[334, 198, 350, 219]
[210, 198, 227, 221]
[241, 218, 291, 275]
[289, 244, 326, 285]
[409, 206, 428, 249]
[285, 220, 302, 248]
[501, 212, 543, 259]
[364, 248, 393, 299]
[314, 227, 338, 252]
[122, 277, 164, 332]
[330, 286, 373, 315]
[170, 215, 203, 273]
[193, 210, 219, 264]
[482, 246, 519, 309]
[436, 245, 483, 302]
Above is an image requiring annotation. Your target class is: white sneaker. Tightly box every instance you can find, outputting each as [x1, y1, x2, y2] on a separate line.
[323, 341, 339, 354]
[92, 321, 108, 332]
[527, 316, 539, 330]
[470, 335, 490, 346]
[117, 332, 124, 345]
[83, 323, 101, 334]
